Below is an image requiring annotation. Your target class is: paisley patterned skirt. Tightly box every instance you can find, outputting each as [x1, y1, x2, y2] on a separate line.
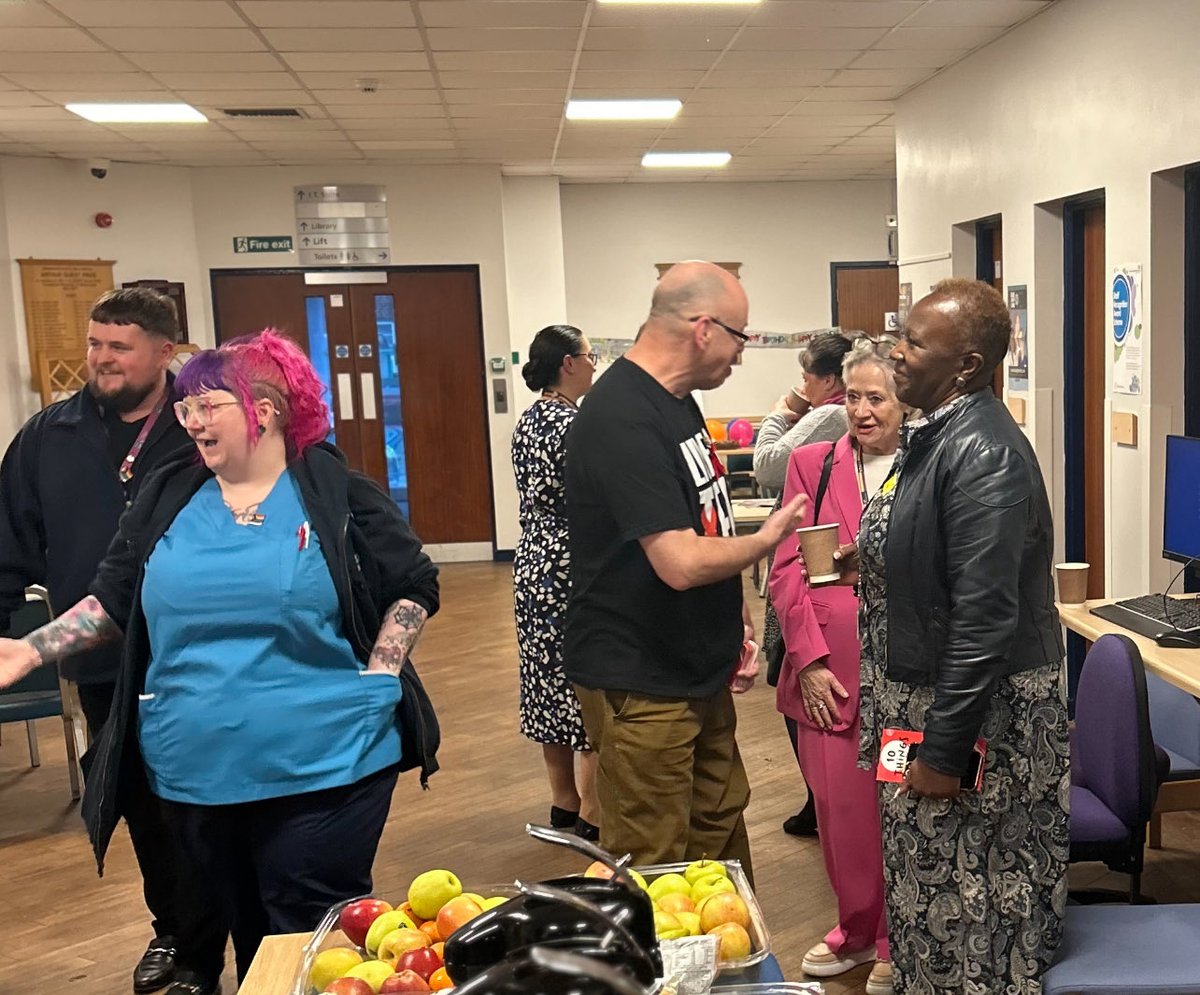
[874, 663, 1070, 995]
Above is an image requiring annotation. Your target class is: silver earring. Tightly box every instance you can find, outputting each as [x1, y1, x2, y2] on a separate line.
[954, 376, 967, 389]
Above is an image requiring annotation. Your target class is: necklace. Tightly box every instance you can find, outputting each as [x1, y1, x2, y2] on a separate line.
[224, 500, 266, 527]
[541, 390, 576, 407]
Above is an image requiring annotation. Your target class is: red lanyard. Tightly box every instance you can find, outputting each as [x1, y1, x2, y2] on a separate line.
[118, 394, 168, 485]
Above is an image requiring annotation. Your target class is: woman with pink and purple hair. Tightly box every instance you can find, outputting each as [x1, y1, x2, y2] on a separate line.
[0, 330, 440, 995]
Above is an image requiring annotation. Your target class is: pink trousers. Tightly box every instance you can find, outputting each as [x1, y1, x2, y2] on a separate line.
[794, 718, 889, 961]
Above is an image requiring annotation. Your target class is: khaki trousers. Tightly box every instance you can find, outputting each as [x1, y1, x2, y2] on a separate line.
[573, 684, 754, 885]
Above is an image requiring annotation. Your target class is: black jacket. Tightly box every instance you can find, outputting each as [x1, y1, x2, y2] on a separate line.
[0, 379, 191, 683]
[81, 442, 440, 871]
[885, 390, 1063, 777]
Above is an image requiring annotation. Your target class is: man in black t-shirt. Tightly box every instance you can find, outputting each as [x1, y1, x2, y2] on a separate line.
[0, 288, 193, 994]
[564, 261, 806, 879]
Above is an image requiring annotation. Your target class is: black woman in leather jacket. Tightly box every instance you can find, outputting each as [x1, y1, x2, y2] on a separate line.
[852, 278, 1069, 995]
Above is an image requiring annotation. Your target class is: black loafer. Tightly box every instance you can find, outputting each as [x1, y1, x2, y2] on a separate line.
[549, 805, 579, 829]
[133, 936, 178, 994]
[575, 817, 600, 842]
[782, 797, 818, 837]
[164, 969, 221, 995]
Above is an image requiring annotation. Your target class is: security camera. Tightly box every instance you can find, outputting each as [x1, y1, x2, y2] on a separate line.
[356, 77, 380, 95]
[88, 158, 110, 179]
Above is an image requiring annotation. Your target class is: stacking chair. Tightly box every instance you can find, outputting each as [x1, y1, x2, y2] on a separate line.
[1144, 671, 1200, 849]
[1068, 634, 1164, 903]
[0, 588, 83, 800]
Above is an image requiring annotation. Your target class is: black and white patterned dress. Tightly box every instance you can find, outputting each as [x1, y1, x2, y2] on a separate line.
[856, 397, 1070, 995]
[512, 398, 590, 750]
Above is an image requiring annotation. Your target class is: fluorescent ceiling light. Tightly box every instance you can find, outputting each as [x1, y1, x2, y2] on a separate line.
[66, 103, 207, 123]
[567, 99, 681, 121]
[642, 151, 732, 168]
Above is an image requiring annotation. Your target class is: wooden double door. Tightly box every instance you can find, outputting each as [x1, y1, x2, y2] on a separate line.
[211, 267, 493, 548]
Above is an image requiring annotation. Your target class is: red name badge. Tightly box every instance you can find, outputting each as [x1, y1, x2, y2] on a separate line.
[877, 728, 987, 792]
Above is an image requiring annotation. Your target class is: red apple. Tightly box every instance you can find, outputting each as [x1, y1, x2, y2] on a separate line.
[379, 970, 431, 993]
[339, 899, 394, 948]
[324, 979, 375, 995]
[395, 946, 443, 981]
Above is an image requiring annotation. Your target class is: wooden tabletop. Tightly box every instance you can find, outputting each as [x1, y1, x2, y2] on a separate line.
[1057, 598, 1200, 696]
[731, 499, 774, 525]
[239, 933, 309, 995]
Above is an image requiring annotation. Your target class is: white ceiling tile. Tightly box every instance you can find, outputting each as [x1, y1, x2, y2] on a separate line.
[850, 48, 970, 69]
[155, 72, 298, 89]
[0, 3, 72, 27]
[716, 49, 859, 71]
[0, 27, 103, 51]
[184, 91, 318, 106]
[283, 52, 430, 72]
[585, 27, 737, 51]
[90, 28, 266, 51]
[875, 25, 1008, 49]
[703, 69, 837, 88]
[219, 117, 340, 131]
[807, 85, 909, 100]
[38, 89, 180, 102]
[426, 28, 580, 50]
[761, 121, 873, 138]
[3, 71, 161, 90]
[588, 2, 748, 28]
[442, 89, 564, 105]
[128, 52, 285, 72]
[905, 1, 1050, 28]
[331, 105, 447, 119]
[439, 71, 569, 89]
[262, 28, 423, 51]
[772, 113, 889, 130]
[297, 71, 435, 90]
[785, 100, 894, 116]
[0, 52, 131, 72]
[689, 87, 815, 104]
[576, 50, 717, 71]
[52, 1, 246, 27]
[0, 93, 53, 107]
[240, 2, 416, 28]
[432, 51, 574, 71]
[572, 69, 705, 89]
[733, 26, 888, 50]
[682, 100, 799, 117]
[311, 89, 442, 106]
[417, 2, 586, 29]
[448, 104, 561, 119]
[826, 67, 928, 87]
[355, 139, 456, 150]
[751, 1, 922, 28]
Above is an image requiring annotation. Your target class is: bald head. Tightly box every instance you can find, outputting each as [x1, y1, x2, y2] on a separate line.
[650, 261, 745, 323]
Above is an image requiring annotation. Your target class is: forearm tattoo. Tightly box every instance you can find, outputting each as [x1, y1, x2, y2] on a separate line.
[25, 595, 120, 664]
[367, 599, 428, 675]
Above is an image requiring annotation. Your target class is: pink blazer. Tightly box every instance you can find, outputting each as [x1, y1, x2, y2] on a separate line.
[768, 433, 863, 731]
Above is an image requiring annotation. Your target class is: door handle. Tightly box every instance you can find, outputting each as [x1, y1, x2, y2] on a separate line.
[360, 372, 377, 420]
[337, 373, 354, 420]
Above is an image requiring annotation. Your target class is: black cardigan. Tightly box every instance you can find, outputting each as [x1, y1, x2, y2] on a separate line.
[81, 442, 439, 871]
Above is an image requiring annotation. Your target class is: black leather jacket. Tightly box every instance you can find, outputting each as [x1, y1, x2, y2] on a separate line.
[885, 389, 1063, 777]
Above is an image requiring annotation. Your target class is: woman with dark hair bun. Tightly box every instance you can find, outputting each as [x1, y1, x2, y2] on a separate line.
[512, 324, 600, 839]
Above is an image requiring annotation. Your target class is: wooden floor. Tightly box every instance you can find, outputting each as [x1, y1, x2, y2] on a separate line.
[2, 562, 1199, 994]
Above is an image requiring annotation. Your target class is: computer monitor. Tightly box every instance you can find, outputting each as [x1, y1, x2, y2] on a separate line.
[1164, 434, 1200, 563]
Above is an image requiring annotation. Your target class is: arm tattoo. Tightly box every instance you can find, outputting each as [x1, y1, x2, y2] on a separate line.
[24, 595, 121, 664]
[367, 599, 428, 675]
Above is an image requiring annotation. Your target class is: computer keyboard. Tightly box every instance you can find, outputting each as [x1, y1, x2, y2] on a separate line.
[1112, 594, 1200, 633]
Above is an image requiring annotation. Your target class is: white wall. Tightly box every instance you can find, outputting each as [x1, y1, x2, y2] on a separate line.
[894, 0, 1200, 596]
[0, 156, 204, 433]
[560, 180, 897, 416]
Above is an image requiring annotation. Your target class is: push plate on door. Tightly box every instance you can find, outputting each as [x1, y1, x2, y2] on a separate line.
[335, 345, 350, 359]
[359, 344, 373, 358]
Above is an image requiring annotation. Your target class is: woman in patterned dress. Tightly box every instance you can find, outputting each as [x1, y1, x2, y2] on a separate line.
[843, 279, 1069, 994]
[512, 324, 600, 839]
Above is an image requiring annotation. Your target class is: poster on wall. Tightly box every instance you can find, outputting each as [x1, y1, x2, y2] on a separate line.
[1112, 266, 1143, 395]
[1006, 284, 1029, 392]
[17, 258, 116, 387]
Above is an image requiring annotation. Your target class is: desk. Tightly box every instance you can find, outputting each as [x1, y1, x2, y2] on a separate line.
[1056, 599, 1200, 697]
[715, 445, 754, 468]
[733, 499, 774, 595]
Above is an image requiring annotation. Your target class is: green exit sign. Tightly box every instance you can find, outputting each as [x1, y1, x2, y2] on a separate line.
[233, 235, 293, 253]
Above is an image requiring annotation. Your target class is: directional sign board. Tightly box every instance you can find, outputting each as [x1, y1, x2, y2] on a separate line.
[294, 185, 390, 267]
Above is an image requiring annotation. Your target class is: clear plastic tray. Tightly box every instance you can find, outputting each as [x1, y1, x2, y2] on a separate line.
[633, 859, 770, 973]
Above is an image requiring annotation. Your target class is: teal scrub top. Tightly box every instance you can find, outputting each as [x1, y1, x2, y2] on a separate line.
[138, 471, 402, 804]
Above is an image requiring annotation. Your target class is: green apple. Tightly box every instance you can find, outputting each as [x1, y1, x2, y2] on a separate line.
[690, 873, 737, 904]
[653, 909, 689, 941]
[676, 911, 701, 936]
[462, 892, 487, 907]
[364, 910, 421, 956]
[683, 859, 727, 886]
[344, 959, 396, 993]
[647, 873, 691, 904]
[407, 869, 463, 921]
[309, 946, 363, 991]
[622, 868, 648, 891]
[481, 896, 508, 910]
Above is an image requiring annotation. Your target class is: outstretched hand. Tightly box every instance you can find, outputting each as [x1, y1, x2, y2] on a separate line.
[0, 639, 41, 690]
[761, 493, 808, 547]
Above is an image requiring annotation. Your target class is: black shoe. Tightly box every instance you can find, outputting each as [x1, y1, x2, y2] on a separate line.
[550, 805, 579, 829]
[133, 936, 178, 994]
[575, 817, 600, 842]
[782, 797, 818, 837]
[164, 969, 220, 995]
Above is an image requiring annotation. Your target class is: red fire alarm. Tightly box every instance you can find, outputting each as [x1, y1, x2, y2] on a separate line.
[94, 212, 113, 228]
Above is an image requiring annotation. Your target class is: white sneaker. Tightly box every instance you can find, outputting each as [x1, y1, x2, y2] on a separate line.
[866, 960, 894, 995]
[801, 941, 877, 977]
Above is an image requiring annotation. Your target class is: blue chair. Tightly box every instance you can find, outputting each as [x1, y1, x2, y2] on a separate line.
[1043, 904, 1200, 993]
[1144, 671, 1200, 850]
[0, 588, 81, 800]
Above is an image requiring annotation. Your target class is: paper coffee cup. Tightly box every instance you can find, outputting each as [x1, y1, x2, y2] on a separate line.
[797, 523, 841, 585]
[1055, 562, 1090, 604]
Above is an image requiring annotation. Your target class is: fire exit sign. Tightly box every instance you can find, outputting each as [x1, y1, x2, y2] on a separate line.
[233, 235, 293, 254]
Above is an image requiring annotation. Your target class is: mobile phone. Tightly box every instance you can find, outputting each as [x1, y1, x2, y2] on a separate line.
[906, 743, 984, 790]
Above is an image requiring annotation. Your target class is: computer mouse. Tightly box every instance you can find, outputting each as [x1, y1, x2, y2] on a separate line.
[1155, 632, 1200, 649]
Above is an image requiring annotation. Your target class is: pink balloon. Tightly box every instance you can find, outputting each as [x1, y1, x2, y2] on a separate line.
[727, 418, 754, 447]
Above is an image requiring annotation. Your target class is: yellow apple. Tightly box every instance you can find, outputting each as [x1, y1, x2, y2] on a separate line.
[683, 859, 727, 886]
[365, 910, 422, 956]
[707, 922, 752, 962]
[309, 947, 363, 991]
[462, 892, 487, 907]
[656, 892, 695, 916]
[345, 959, 398, 993]
[690, 874, 736, 904]
[407, 870, 463, 921]
[697, 892, 751, 933]
[647, 873, 691, 904]
[653, 910, 689, 941]
[623, 869, 648, 891]
[376, 928, 430, 967]
[676, 911, 701, 936]
[481, 896, 508, 910]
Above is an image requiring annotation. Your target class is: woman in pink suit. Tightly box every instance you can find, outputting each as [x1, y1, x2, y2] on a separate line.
[769, 337, 905, 995]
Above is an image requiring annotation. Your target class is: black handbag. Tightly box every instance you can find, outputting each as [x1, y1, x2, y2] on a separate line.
[763, 445, 836, 686]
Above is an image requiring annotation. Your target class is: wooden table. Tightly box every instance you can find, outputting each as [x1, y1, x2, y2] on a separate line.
[715, 446, 754, 468]
[733, 499, 775, 595]
[239, 932, 309, 995]
[1056, 599, 1200, 696]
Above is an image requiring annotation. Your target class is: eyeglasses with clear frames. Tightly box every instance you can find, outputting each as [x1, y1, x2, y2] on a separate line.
[174, 398, 240, 427]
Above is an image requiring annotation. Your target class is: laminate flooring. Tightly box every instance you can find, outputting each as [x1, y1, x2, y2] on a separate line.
[2, 562, 1199, 994]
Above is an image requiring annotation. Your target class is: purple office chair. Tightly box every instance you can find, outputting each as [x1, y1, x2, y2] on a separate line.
[1069, 634, 1166, 903]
